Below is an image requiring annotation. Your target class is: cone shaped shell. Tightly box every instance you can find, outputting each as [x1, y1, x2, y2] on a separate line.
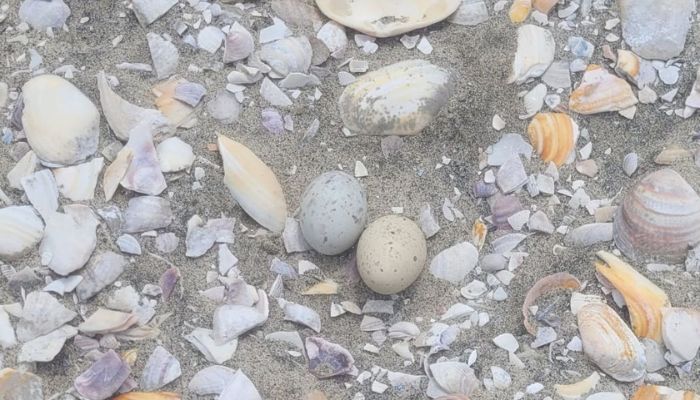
[613, 169, 700, 263]
[595, 251, 670, 342]
[315, 0, 461, 38]
[527, 113, 579, 166]
[569, 65, 638, 114]
[338, 60, 452, 136]
[218, 135, 287, 233]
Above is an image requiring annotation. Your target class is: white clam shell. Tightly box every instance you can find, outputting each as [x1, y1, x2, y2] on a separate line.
[53, 157, 104, 201]
[120, 123, 167, 195]
[218, 135, 288, 233]
[22, 74, 100, 166]
[258, 36, 312, 78]
[140, 345, 182, 391]
[19, 0, 71, 30]
[428, 361, 479, 397]
[315, 0, 461, 38]
[508, 24, 555, 85]
[40, 205, 98, 276]
[157, 137, 194, 173]
[339, 60, 452, 136]
[430, 242, 479, 284]
[0, 206, 44, 261]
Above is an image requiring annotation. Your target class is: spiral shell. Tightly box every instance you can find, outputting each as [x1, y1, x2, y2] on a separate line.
[613, 168, 700, 263]
[569, 65, 638, 114]
[577, 303, 646, 382]
[527, 113, 579, 166]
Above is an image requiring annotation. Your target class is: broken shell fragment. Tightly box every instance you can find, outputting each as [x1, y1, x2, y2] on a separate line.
[140, 346, 181, 391]
[338, 60, 452, 136]
[184, 327, 237, 365]
[614, 50, 641, 85]
[0, 368, 44, 399]
[218, 135, 288, 233]
[631, 386, 700, 400]
[188, 365, 236, 395]
[213, 289, 269, 343]
[157, 137, 194, 173]
[660, 307, 700, 363]
[16, 291, 77, 342]
[282, 300, 322, 332]
[509, 0, 532, 23]
[314, 0, 461, 38]
[103, 147, 134, 201]
[595, 251, 669, 342]
[527, 113, 579, 166]
[508, 25, 555, 85]
[522, 272, 581, 335]
[219, 370, 262, 400]
[53, 157, 104, 201]
[74, 350, 131, 400]
[569, 65, 638, 114]
[78, 308, 138, 335]
[553, 372, 600, 400]
[121, 123, 167, 196]
[306, 336, 356, 378]
[613, 169, 700, 263]
[76, 251, 127, 302]
[22, 74, 100, 166]
[224, 23, 255, 63]
[428, 362, 479, 397]
[122, 196, 174, 233]
[0, 206, 44, 261]
[532, 0, 557, 13]
[40, 205, 99, 276]
[577, 303, 646, 382]
[258, 36, 312, 78]
[112, 393, 181, 400]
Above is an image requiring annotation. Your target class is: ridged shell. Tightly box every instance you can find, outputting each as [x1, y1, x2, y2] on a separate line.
[140, 346, 181, 391]
[509, 0, 532, 23]
[527, 113, 579, 166]
[338, 60, 452, 136]
[595, 251, 670, 342]
[78, 308, 139, 335]
[218, 135, 288, 233]
[622, 152, 638, 177]
[569, 65, 639, 114]
[508, 24, 555, 85]
[0, 206, 44, 261]
[258, 36, 312, 78]
[577, 303, 646, 382]
[315, 0, 461, 38]
[22, 74, 100, 166]
[613, 169, 700, 263]
[631, 385, 700, 400]
[429, 362, 479, 397]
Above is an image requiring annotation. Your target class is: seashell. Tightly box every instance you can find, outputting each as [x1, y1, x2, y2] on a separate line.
[103, 147, 134, 201]
[0, 368, 44, 399]
[622, 152, 638, 177]
[105, 286, 140, 312]
[282, 218, 312, 253]
[152, 78, 198, 129]
[198, 25, 225, 54]
[281, 300, 322, 332]
[7, 150, 39, 190]
[0, 307, 17, 349]
[569, 65, 639, 114]
[260, 78, 293, 107]
[338, 60, 452, 136]
[122, 196, 174, 233]
[22, 74, 100, 166]
[97, 71, 169, 142]
[155, 232, 179, 254]
[564, 223, 613, 247]
[306, 336, 356, 378]
[613, 169, 700, 263]
[18, 324, 77, 363]
[509, 0, 532, 23]
[522, 272, 581, 335]
[388, 321, 420, 340]
[140, 346, 181, 391]
[660, 307, 700, 363]
[40, 205, 99, 276]
[185, 215, 235, 258]
[430, 242, 479, 284]
[631, 385, 700, 400]
[78, 308, 139, 335]
[15, 291, 77, 342]
[577, 303, 646, 382]
[189, 365, 236, 396]
[654, 145, 692, 165]
[553, 372, 600, 400]
[614, 49, 640, 85]
[428, 362, 479, 397]
[302, 279, 339, 295]
[527, 113, 579, 166]
[218, 370, 262, 400]
[521, 83, 546, 118]
[21, 169, 58, 219]
[496, 156, 527, 194]
[218, 135, 288, 233]
[131, 0, 177, 26]
[489, 193, 523, 229]
[159, 267, 180, 302]
[52, 157, 103, 201]
[508, 25, 555, 85]
[74, 350, 131, 400]
[147, 32, 179, 80]
[532, 0, 558, 13]
[0, 206, 44, 261]
[112, 393, 180, 400]
[224, 22, 254, 63]
[173, 81, 206, 108]
[184, 327, 237, 364]
[258, 36, 312, 78]
[595, 251, 669, 342]
[206, 90, 240, 125]
[213, 288, 269, 344]
[473, 181, 497, 198]
[121, 123, 167, 196]
[19, 0, 70, 30]
[117, 234, 141, 255]
[75, 251, 127, 302]
[686, 66, 700, 109]
[315, 0, 461, 38]
[156, 137, 194, 173]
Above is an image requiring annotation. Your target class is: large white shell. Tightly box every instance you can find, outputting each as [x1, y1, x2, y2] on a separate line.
[338, 60, 452, 136]
[157, 137, 194, 173]
[218, 135, 288, 233]
[258, 36, 312, 78]
[97, 71, 168, 141]
[189, 365, 237, 396]
[0, 206, 44, 261]
[19, 0, 70, 30]
[429, 242, 479, 284]
[140, 345, 182, 390]
[22, 74, 100, 166]
[53, 157, 104, 201]
[16, 291, 77, 342]
[40, 205, 98, 276]
[508, 24, 555, 85]
[315, 0, 462, 38]
[213, 288, 269, 344]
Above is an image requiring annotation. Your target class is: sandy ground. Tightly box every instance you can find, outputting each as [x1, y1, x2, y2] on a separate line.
[1, 0, 700, 398]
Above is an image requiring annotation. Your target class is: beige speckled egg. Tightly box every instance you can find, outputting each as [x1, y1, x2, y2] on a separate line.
[356, 215, 427, 294]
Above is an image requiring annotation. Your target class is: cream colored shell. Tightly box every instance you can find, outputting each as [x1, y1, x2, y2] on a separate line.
[356, 215, 427, 294]
[315, 0, 461, 38]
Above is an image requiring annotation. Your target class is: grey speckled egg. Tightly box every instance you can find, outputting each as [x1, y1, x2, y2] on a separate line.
[356, 215, 427, 294]
[299, 171, 368, 255]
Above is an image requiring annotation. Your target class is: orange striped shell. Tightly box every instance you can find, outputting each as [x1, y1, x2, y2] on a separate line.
[527, 112, 578, 166]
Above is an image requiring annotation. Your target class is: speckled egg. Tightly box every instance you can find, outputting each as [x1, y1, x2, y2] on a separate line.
[299, 171, 368, 255]
[356, 215, 427, 294]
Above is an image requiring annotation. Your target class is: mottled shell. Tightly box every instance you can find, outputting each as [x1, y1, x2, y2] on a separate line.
[218, 135, 288, 233]
[595, 251, 670, 342]
[569, 65, 638, 114]
[577, 303, 646, 382]
[615, 49, 641, 83]
[509, 0, 532, 23]
[613, 169, 700, 263]
[356, 215, 427, 294]
[315, 0, 461, 38]
[508, 24, 555, 85]
[527, 113, 579, 166]
[299, 171, 368, 255]
[338, 60, 452, 136]
[22, 74, 100, 166]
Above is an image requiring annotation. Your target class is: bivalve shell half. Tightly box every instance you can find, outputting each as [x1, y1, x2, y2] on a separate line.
[218, 135, 287, 233]
[577, 303, 646, 382]
[0, 206, 44, 261]
[338, 60, 452, 136]
[613, 168, 700, 263]
[527, 113, 579, 166]
[315, 0, 461, 38]
[508, 24, 555, 85]
[569, 65, 638, 114]
[22, 74, 100, 166]
[594, 251, 669, 342]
